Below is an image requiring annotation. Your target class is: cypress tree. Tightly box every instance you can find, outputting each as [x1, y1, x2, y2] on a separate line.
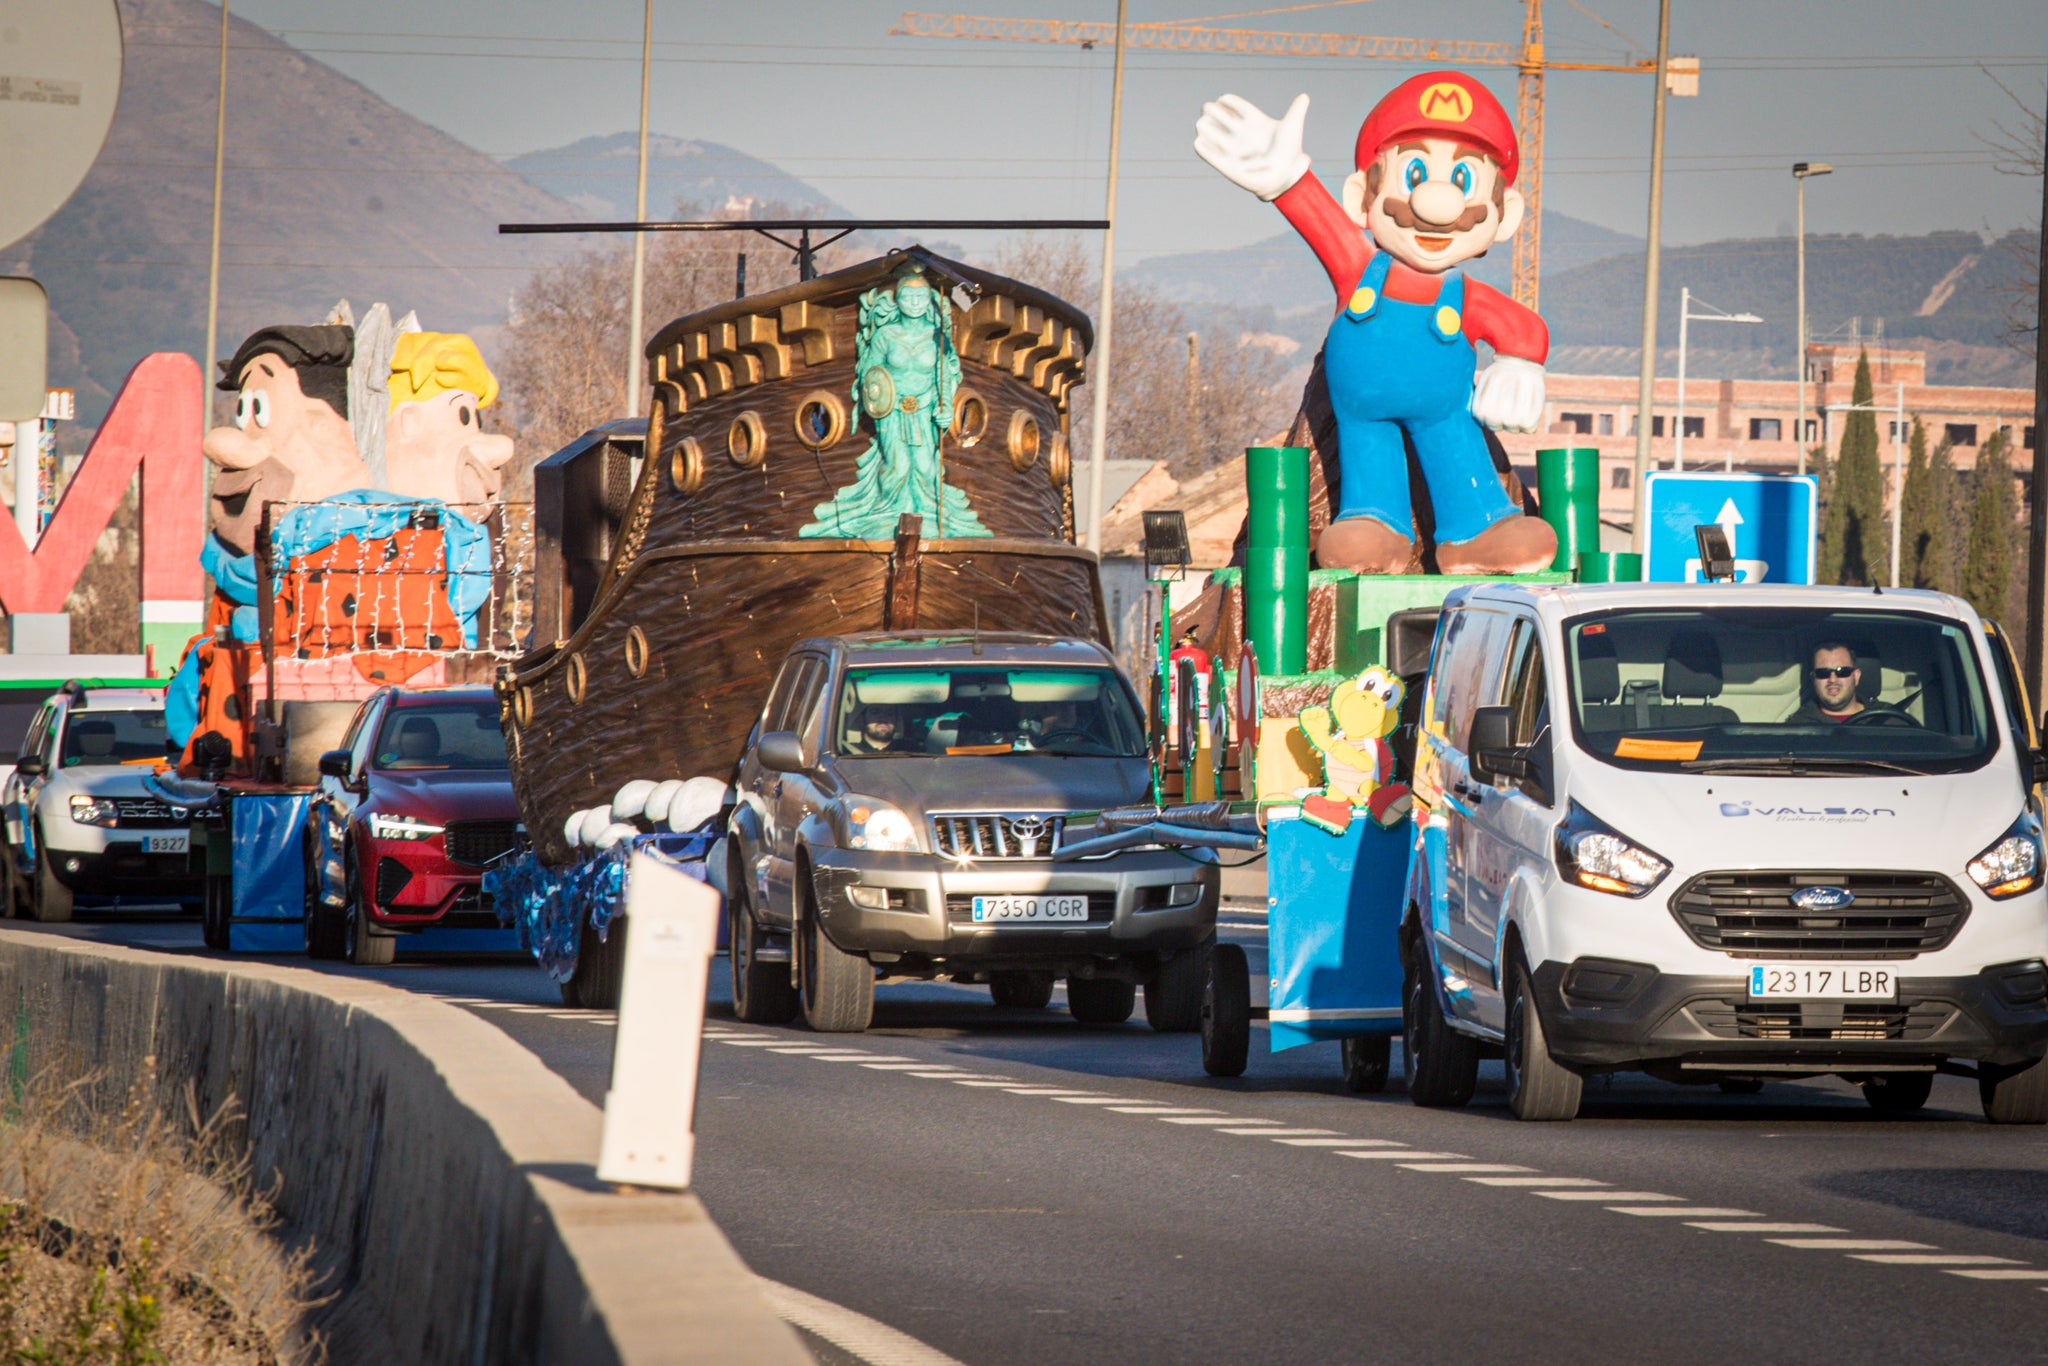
[1928, 435, 1961, 594]
[1961, 429, 2018, 623]
[1897, 418, 1942, 589]
[1818, 351, 1884, 585]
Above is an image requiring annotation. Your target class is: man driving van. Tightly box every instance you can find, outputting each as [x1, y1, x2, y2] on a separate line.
[1790, 641, 1877, 723]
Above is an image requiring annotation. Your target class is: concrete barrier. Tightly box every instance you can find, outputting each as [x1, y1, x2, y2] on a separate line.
[0, 928, 809, 1365]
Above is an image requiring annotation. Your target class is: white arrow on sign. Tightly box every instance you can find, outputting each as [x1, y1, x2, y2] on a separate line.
[1715, 498, 1744, 547]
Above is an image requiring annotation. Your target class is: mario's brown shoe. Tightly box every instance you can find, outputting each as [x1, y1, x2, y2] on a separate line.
[1435, 514, 1558, 576]
[1316, 518, 1419, 575]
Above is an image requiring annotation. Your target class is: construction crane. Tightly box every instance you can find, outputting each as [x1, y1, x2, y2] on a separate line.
[891, 4, 1696, 311]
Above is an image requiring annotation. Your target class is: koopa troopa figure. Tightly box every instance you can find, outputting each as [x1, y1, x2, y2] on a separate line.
[1196, 71, 1557, 575]
[801, 260, 990, 539]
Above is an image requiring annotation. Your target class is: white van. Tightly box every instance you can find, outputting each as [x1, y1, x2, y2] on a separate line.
[1402, 581, 2048, 1123]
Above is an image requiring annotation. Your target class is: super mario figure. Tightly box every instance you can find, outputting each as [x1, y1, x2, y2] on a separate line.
[1196, 72, 1557, 576]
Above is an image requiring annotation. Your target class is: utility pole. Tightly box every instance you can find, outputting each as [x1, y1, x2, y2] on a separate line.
[202, 0, 229, 453]
[1083, 0, 1128, 554]
[624, 0, 654, 421]
[1792, 161, 1832, 479]
[2025, 75, 2048, 710]
[1184, 331, 1199, 454]
[1629, 0, 1672, 555]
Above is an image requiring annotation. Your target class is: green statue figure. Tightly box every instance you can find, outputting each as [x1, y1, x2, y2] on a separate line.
[801, 262, 990, 539]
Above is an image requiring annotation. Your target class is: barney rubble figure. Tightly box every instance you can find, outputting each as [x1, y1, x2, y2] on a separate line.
[1196, 72, 1557, 575]
[803, 261, 989, 540]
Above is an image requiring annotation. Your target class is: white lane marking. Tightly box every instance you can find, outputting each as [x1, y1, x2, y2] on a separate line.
[1948, 1269, 2048, 1280]
[1468, 1176, 1606, 1188]
[1002, 1087, 1099, 1096]
[1770, 1239, 1936, 1251]
[757, 1277, 965, 1366]
[505, 1004, 577, 1014]
[795, 1052, 876, 1060]
[1538, 1191, 1680, 1202]
[951, 1080, 1026, 1087]
[1107, 1106, 1219, 1115]
[1217, 1127, 1340, 1137]
[1158, 1116, 1277, 1126]
[1400, 1163, 1533, 1174]
[1687, 1223, 1846, 1234]
[1856, 1254, 2020, 1266]
[1275, 1138, 1400, 1148]
[1341, 1150, 1466, 1161]
[866, 1063, 961, 1071]
[911, 1072, 1008, 1080]
[816, 1055, 918, 1063]
[1052, 1096, 1131, 1105]
[1609, 1207, 1760, 1218]
[718, 1037, 810, 1047]
[767, 1047, 863, 1055]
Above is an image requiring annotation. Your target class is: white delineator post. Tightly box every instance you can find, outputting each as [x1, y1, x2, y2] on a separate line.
[597, 852, 720, 1190]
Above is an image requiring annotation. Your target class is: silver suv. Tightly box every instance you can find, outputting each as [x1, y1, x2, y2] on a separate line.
[1, 683, 198, 921]
[728, 633, 1219, 1033]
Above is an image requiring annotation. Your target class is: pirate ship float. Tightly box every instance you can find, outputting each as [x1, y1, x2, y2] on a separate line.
[503, 247, 1105, 863]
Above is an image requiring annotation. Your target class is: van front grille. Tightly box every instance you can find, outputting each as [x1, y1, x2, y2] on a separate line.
[1669, 871, 1968, 960]
[1689, 998, 1954, 1042]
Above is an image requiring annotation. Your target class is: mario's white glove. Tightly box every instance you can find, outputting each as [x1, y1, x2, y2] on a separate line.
[1195, 92, 1312, 202]
[1471, 356, 1546, 433]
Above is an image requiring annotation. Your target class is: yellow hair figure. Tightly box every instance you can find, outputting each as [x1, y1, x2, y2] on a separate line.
[389, 332, 500, 412]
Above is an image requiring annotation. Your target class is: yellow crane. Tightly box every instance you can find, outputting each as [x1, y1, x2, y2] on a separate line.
[891, 4, 1696, 311]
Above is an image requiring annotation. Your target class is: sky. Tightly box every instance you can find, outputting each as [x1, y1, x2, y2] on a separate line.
[225, 0, 2048, 264]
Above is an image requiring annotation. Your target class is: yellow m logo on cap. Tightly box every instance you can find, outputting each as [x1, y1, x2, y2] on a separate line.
[1419, 81, 1472, 122]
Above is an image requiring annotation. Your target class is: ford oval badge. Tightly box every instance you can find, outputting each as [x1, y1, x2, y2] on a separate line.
[1791, 886, 1855, 911]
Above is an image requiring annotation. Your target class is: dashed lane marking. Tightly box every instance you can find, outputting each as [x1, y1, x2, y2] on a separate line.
[1400, 1163, 1533, 1174]
[1340, 1150, 1466, 1161]
[814, 1055, 917, 1063]
[1538, 1191, 1680, 1203]
[910, 1072, 1008, 1080]
[1216, 1127, 1340, 1137]
[1053, 1096, 1134, 1104]
[1157, 1115, 1278, 1126]
[1002, 1087, 1100, 1096]
[1948, 1269, 2048, 1280]
[1106, 1106, 1218, 1115]
[1609, 1207, 1761, 1218]
[951, 1079, 1025, 1087]
[1687, 1223, 1847, 1234]
[1771, 1239, 1936, 1251]
[1856, 1254, 2020, 1266]
[865, 1062, 963, 1071]
[1467, 1176, 1606, 1187]
[716, 1037, 815, 1047]
[1274, 1137, 1401, 1148]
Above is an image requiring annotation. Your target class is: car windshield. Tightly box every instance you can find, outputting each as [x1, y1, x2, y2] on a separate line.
[59, 709, 169, 767]
[372, 702, 508, 771]
[833, 666, 1146, 758]
[1565, 607, 1998, 775]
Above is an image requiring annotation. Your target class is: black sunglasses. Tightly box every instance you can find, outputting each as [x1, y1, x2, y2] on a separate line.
[1811, 665, 1857, 680]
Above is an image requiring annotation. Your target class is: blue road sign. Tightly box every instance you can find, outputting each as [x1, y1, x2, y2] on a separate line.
[1642, 471, 1819, 584]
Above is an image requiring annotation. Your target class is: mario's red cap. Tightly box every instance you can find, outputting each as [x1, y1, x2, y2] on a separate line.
[1354, 71, 1520, 186]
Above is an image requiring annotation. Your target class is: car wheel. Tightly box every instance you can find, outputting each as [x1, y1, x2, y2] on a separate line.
[1342, 1036, 1392, 1094]
[1200, 942, 1251, 1076]
[798, 872, 873, 1033]
[304, 819, 347, 960]
[1862, 1072, 1933, 1113]
[989, 970, 1055, 1010]
[30, 830, 72, 924]
[1504, 954, 1580, 1121]
[1067, 976, 1136, 1026]
[1402, 931, 1477, 1108]
[201, 871, 231, 951]
[1717, 1079, 1765, 1095]
[346, 847, 395, 966]
[1144, 934, 1212, 1033]
[1980, 1055, 2048, 1124]
[569, 914, 627, 1010]
[730, 870, 799, 1023]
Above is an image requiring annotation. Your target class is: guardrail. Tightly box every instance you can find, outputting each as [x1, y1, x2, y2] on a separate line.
[0, 929, 807, 1364]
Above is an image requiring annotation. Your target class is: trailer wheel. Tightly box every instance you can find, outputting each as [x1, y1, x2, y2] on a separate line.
[1201, 942, 1250, 1077]
[989, 970, 1055, 1010]
[346, 850, 395, 966]
[201, 871, 231, 950]
[1341, 1036, 1391, 1093]
[568, 913, 627, 1010]
[1068, 976, 1136, 1026]
[1861, 1072, 1933, 1113]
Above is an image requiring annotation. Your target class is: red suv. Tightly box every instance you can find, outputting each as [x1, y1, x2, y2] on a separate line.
[308, 686, 521, 964]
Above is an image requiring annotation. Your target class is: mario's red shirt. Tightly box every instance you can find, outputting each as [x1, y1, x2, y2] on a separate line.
[1275, 172, 1549, 365]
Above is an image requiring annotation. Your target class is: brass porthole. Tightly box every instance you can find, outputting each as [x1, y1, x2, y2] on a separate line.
[624, 625, 650, 678]
[566, 653, 588, 705]
[1008, 409, 1043, 472]
[1047, 431, 1072, 488]
[953, 388, 990, 447]
[668, 436, 704, 496]
[513, 685, 533, 728]
[792, 390, 848, 452]
[729, 410, 768, 468]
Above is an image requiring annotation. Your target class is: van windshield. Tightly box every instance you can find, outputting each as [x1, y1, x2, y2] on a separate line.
[834, 667, 1146, 759]
[1565, 607, 1999, 775]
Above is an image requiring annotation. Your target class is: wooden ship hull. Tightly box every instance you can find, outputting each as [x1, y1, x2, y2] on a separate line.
[503, 248, 1103, 864]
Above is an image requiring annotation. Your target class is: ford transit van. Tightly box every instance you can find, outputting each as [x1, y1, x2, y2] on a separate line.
[1402, 582, 2048, 1122]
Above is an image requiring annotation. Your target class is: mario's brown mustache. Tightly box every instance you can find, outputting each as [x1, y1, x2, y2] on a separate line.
[1379, 196, 1492, 233]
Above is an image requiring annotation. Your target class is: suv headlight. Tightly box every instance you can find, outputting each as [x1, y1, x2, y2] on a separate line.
[369, 813, 445, 841]
[845, 802, 917, 853]
[1968, 813, 2042, 899]
[68, 795, 119, 827]
[1554, 800, 1670, 898]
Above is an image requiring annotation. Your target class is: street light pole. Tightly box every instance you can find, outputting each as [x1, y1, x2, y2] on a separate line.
[1630, 0, 1674, 555]
[1792, 161, 1832, 479]
[201, 0, 230, 512]
[624, 0, 654, 421]
[1084, 0, 1129, 554]
[1674, 287, 1764, 472]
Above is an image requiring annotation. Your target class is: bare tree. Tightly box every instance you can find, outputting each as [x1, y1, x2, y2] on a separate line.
[1980, 71, 2045, 359]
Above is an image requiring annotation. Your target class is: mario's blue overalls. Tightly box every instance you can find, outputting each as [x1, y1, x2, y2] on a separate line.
[1323, 252, 1517, 547]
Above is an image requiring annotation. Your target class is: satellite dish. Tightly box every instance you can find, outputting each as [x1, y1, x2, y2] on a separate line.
[0, 0, 122, 252]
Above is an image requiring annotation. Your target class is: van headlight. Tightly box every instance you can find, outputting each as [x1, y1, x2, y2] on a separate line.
[369, 813, 444, 841]
[1554, 800, 1670, 898]
[1968, 814, 2042, 899]
[69, 795, 120, 827]
[845, 802, 918, 853]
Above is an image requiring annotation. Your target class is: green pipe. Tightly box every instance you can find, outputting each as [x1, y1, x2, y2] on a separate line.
[1536, 447, 1601, 573]
[1244, 446, 1309, 675]
[1576, 552, 1643, 583]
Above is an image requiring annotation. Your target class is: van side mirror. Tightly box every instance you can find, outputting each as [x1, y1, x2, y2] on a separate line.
[757, 731, 807, 774]
[13, 755, 44, 778]
[1468, 705, 1529, 784]
[317, 749, 352, 780]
